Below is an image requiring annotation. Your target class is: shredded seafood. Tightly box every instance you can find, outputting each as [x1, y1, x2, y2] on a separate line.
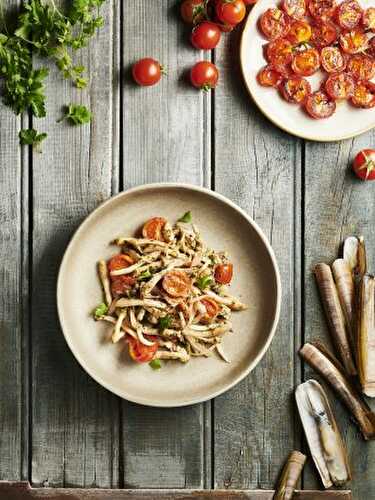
[93, 213, 247, 367]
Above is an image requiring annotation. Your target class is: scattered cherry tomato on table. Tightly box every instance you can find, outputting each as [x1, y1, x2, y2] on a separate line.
[191, 21, 222, 49]
[353, 149, 375, 180]
[132, 58, 165, 86]
[215, 0, 247, 25]
[180, 0, 207, 24]
[190, 61, 219, 90]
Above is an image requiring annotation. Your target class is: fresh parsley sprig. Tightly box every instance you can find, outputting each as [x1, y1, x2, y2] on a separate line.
[58, 103, 92, 125]
[19, 128, 47, 152]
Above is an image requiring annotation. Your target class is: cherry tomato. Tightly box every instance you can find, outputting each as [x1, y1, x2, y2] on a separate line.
[368, 36, 375, 57]
[181, 0, 207, 24]
[340, 29, 368, 54]
[142, 217, 167, 241]
[132, 58, 164, 86]
[363, 7, 375, 32]
[305, 91, 336, 118]
[266, 39, 293, 69]
[200, 298, 220, 323]
[287, 20, 312, 44]
[282, 0, 306, 19]
[311, 21, 338, 48]
[108, 254, 136, 296]
[215, 0, 246, 25]
[292, 48, 320, 76]
[347, 54, 375, 80]
[127, 335, 158, 363]
[352, 149, 375, 180]
[336, 0, 362, 30]
[108, 254, 134, 272]
[214, 263, 233, 284]
[260, 8, 290, 41]
[257, 65, 284, 87]
[162, 270, 192, 297]
[351, 80, 375, 108]
[191, 21, 221, 50]
[190, 61, 219, 90]
[321, 46, 347, 73]
[309, 0, 337, 21]
[280, 76, 311, 103]
[325, 72, 355, 99]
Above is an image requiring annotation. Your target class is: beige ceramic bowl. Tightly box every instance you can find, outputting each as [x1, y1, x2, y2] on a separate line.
[57, 184, 281, 407]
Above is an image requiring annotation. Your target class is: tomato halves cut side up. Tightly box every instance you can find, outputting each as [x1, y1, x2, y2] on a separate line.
[128, 335, 158, 363]
[142, 217, 167, 241]
[266, 38, 293, 68]
[280, 76, 311, 103]
[351, 81, 375, 108]
[325, 72, 355, 100]
[336, 0, 362, 30]
[282, 0, 306, 19]
[257, 65, 284, 87]
[311, 21, 338, 48]
[162, 270, 192, 297]
[287, 20, 312, 44]
[363, 7, 375, 31]
[321, 46, 347, 73]
[309, 0, 337, 21]
[347, 55, 375, 80]
[305, 91, 336, 118]
[292, 48, 320, 76]
[340, 29, 368, 54]
[260, 8, 290, 40]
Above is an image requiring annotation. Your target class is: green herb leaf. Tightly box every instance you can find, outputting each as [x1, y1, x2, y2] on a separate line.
[138, 270, 152, 281]
[93, 302, 108, 318]
[196, 275, 212, 290]
[19, 128, 47, 151]
[59, 103, 92, 125]
[158, 315, 172, 332]
[178, 211, 192, 223]
[149, 359, 162, 370]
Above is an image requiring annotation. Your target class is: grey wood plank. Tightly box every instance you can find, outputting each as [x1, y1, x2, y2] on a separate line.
[0, 0, 28, 481]
[120, 1, 210, 489]
[303, 132, 375, 499]
[30, 1, 120, 488]
[213, 29, 302, 489]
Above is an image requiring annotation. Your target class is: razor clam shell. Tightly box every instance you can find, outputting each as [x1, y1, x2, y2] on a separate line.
[273, 451, 306, 500]
[314, 263, 356, 376]
[296, 380, 351, 488]
[332, 259, 355, 348]
[343, 236, 367, 279]
[300, 342, 375, 440]
[357, 274, 375, 398]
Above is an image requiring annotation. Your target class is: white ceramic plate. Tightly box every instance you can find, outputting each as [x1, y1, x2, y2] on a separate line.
[241, 0, 375, 142]
[57, 184, 281, 407]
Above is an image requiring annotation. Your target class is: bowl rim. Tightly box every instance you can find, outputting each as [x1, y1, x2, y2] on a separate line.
[57, 183, 282, 407]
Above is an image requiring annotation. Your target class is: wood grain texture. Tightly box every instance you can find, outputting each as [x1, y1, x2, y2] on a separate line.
[212, 29, 302, 489]
[303, 132, 375, 499]
[30, 1, 120, 488]
[120, 1, 211, 489]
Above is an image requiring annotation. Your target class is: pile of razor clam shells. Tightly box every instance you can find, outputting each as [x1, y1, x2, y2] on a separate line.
[296, 236, 375, 491]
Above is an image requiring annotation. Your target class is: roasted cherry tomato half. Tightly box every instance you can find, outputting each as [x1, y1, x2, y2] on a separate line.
[181, 0, 207, 24]
[291, 48, 320, 76]
[200, 298, 220, 323]
[190, 21, 221, 50]
[351, 80, 375, 108]
[282, 0, 306, 19]
[142, 217, 167, 241]
[363, 7, 375, 31]
[257, 65, 284, 87]
[266, 38, 293, 69]
[108, 253, 134, 272]
[352, 149, 375, 180]
[108, 254, 136, 296]
[347, 54, 375, 80]
[214, 263, 233, 284]
[190, 61, 219, 90]
[325, 72, 355, 100]
[127, 335, 158, 363]
[336, 0, 362, 30]
[132, 58, 164, 86]
[287, 20, 312, 44]
[162, 270, 192, 297]
[260, 8, 290, 40]
[305, 91, 336, 119]
[280, 76, 311, 104]
[309, 0, 337, 21]
[340, 29, 368, 54]
[311, 21, 338, 48]
[321, 46, 347, 73]
[215, 0, 246, 25]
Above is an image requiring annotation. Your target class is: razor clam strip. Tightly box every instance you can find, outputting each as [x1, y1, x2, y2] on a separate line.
[357, 274, 375, 398]
[273, 451, 306, 500]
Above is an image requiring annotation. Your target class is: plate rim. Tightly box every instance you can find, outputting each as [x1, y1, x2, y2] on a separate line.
[240, 3, 375, 142]
[57, 183, 282, 407]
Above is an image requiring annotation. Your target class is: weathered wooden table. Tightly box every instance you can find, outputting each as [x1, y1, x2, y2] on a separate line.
[1, 1, 374, 499]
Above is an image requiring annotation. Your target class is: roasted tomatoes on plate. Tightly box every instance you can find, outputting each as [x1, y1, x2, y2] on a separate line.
[325, 72, 355, 99]
[260, 8, 290, 39]
[305, 91, 336, 118]
[291, 48, 320, 76]
[280, 76, 311, 103]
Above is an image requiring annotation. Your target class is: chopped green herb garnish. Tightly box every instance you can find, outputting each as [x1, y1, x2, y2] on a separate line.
[158, 315, 172, 331]
[178, 211, 192, 223]
[149, 359, 162, 370]
[58, 103, 92, 125]
[93, 302, 108, 318]
[197, 275, 212, 290]
[138, 270, 152, 281]
[19, 128, 47, 151]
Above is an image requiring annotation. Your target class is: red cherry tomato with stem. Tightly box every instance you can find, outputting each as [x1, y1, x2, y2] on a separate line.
[216, 0, 246, 25]
[132, 58, 165, 86]
[191, 21, 221, 49]
[190, 61, 219, 90]
[352, 149, 375, 180]
[181, 0, 207, 24]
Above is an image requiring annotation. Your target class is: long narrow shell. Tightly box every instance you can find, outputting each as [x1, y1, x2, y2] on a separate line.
[314, 263, 356, 376]
[300, 342, 375, 440]
[343, 236, 367, 279]
[332, 259, 355, 348]
[296, 380, 351, 488]
[273, 451, 306, 500]
[357, 274, 375, 397]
